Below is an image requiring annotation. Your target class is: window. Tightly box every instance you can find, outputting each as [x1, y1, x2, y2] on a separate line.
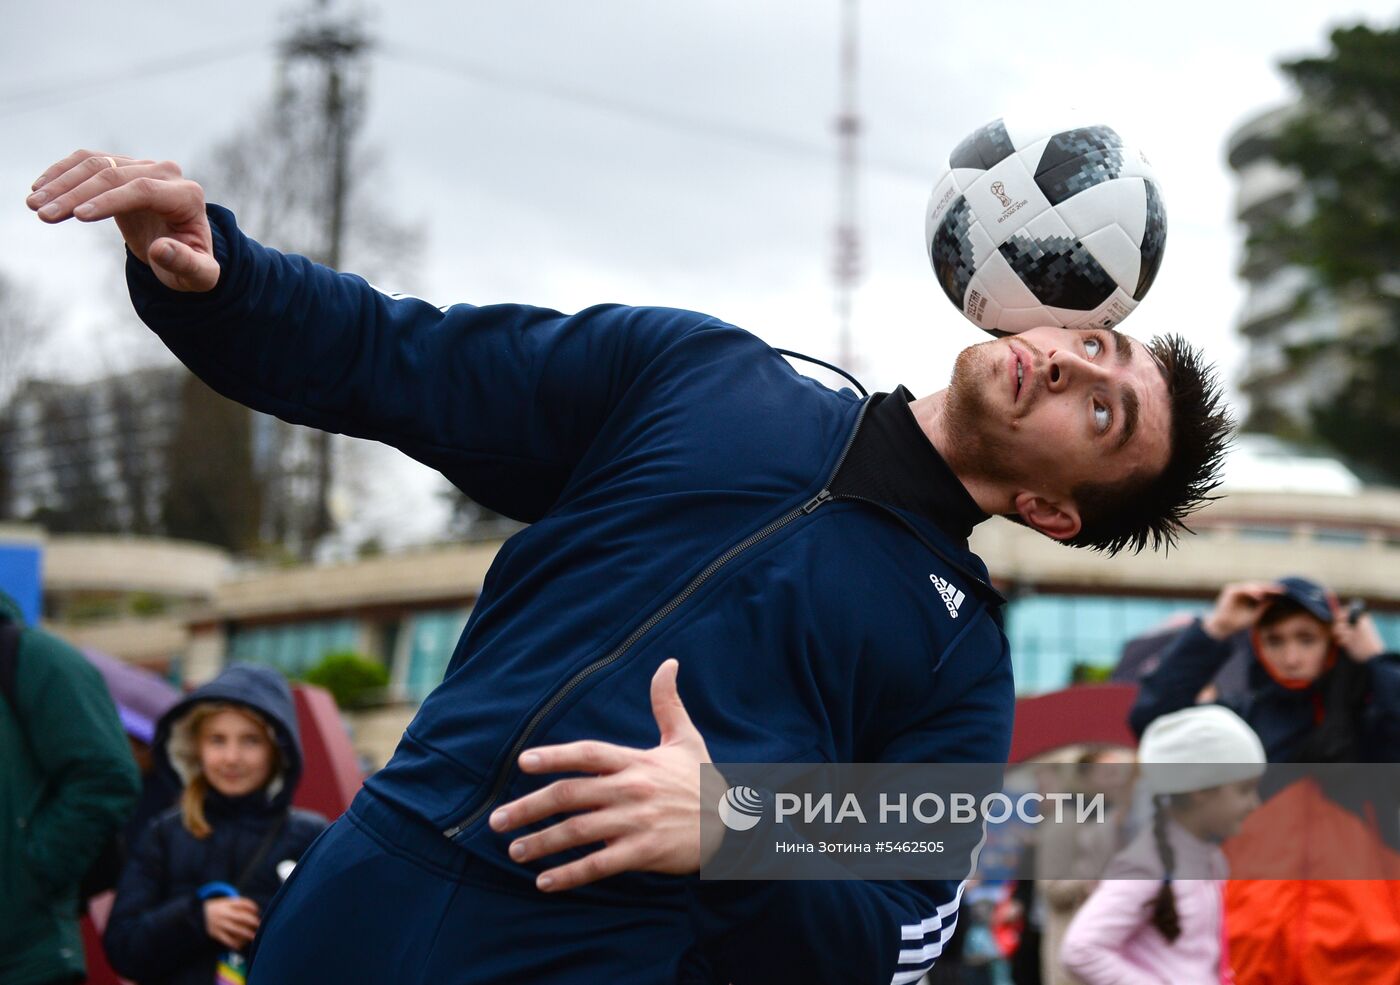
[1236, 526, 1294, 543]
[228, 619, 360, 677]
[1004, 594, 1207, 695]
[399, 609, 472, 702]
[1373, 613, 1400, 653]
[1312, 528, 1370, 547]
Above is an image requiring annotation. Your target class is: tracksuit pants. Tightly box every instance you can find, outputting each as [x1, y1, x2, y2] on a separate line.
[248, 788, 702, 984]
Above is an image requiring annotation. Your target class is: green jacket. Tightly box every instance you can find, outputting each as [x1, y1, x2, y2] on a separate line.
[0, 590, 140, 985]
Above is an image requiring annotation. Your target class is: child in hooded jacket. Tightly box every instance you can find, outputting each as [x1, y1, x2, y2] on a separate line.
[1129, 577, 1400, 984]
[1059, 706, 1266, 985]
[104, 665, 327, 985]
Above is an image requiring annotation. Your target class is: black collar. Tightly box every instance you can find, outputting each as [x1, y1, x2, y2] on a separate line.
[829, 386, 989, 542]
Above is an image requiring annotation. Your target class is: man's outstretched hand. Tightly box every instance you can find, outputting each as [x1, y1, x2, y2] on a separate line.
[27, 150, 218, 293]
[490, 658, 723, 893]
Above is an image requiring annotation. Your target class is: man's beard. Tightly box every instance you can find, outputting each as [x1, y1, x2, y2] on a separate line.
[942, 340, 1022, 492]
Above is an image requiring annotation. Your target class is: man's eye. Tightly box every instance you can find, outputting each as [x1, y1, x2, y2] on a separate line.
[1084, 336, 1102, 357]
[1094, 403, 1112, 432]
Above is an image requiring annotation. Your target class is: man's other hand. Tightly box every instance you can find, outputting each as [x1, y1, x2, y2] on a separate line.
[27, 150, 218, 293]
[489, 659, 722, 892]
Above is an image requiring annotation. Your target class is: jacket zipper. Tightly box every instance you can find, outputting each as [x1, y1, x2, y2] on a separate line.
[441, 400, 871, 840]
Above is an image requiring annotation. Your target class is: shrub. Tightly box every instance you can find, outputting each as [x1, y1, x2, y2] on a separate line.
[301, 651, 389, 709]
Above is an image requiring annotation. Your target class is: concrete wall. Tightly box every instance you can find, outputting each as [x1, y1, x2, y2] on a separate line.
[971, 488, 1400, 603]
[213, 542, 499, 620]
[45, 535, 230, 597]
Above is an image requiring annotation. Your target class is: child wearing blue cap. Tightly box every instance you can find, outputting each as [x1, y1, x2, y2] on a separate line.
[1131, 576, 1398, 763]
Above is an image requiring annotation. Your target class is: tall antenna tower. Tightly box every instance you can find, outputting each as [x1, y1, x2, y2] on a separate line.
[280, 0, 371, 270]
[832, 0, 862, 373]
[279, 0, 371, 549]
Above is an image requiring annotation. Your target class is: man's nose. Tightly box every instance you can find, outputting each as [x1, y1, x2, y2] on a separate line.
[1045, 350, 1110, 392]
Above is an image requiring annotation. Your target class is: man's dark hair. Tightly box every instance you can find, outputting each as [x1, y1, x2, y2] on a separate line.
[1066, 333, 1233, 556]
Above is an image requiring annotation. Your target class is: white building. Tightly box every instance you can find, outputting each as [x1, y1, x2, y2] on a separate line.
[1225, 105, 1362, 434]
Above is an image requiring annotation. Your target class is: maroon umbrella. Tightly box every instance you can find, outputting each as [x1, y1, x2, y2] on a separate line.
[81, 648, 181, 744]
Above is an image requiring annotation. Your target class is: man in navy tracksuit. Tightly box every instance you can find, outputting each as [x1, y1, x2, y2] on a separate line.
[29, 150, 1231, 984]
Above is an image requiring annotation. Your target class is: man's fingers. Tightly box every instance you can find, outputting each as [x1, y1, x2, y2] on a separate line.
[518, 739, 639, 777]
[31, 149, 123, 191]
[537, 843, 636, 893]
[490, 774, 618, 832]
[509, 808, 627, 863]
[28, 154, 158, 209]
[32, 164, 186, 223]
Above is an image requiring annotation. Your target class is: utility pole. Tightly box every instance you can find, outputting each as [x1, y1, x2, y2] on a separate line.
[832, 0, 862, 375]
[279, 0, 370, 549]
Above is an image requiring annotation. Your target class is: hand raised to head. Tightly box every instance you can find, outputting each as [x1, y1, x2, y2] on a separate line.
[1334, 611, 1386, 664]
[27, 150, 218, 293]
[1202, 581, 1284, 640]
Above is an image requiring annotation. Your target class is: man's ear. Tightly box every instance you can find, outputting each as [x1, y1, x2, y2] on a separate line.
[1013, 491, 1082, 542]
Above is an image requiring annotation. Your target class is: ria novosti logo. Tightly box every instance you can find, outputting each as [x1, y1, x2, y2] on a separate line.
[717, 784, 1106, 831]
[718, 786, 765, 831]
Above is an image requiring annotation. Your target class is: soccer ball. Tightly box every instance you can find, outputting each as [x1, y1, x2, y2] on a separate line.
[925, 117, 1166, 336]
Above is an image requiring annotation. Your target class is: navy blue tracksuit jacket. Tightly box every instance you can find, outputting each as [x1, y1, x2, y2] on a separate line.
[127, 206, 1016, 985]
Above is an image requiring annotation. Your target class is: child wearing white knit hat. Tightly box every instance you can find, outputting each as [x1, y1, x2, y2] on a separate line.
[1060, 706, 1266, 985]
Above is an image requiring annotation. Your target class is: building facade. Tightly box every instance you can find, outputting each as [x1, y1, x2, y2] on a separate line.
[1225, 105, 1364, 435]
[0, 365, 331, 553]
[14, 438, 1400, 767]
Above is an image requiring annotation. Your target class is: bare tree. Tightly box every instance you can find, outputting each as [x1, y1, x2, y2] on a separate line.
[0, 273, 45, 407]
[185, 5, 425, 558]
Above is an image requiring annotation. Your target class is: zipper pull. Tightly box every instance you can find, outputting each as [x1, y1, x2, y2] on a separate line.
[802, 489, 833, 514]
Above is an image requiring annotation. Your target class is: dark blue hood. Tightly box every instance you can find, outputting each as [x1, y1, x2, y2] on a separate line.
[154, 663, 303, 810]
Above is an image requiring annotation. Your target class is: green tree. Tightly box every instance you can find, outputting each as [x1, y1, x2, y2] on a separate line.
[1256, 24, 1400, 482]
[301, 651, 389, 710]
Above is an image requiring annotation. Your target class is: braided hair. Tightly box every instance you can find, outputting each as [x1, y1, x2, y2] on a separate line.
[1146, 795, 1182, 942]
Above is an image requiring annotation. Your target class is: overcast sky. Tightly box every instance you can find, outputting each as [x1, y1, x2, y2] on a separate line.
[2, 0, 1394, 547]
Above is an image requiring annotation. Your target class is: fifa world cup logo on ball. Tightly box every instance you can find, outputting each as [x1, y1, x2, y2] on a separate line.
[989, 181, 1013, 209]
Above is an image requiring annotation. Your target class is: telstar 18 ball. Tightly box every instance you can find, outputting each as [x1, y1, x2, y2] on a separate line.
[925, 117, 1166, 336]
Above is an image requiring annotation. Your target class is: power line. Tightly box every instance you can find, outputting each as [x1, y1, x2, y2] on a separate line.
[0, 35, 931, 182]
[378, 41, 929, 183]
[0, 41, 271, 120]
